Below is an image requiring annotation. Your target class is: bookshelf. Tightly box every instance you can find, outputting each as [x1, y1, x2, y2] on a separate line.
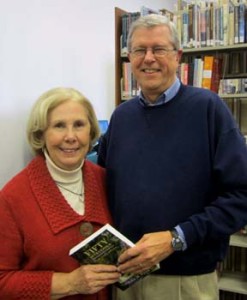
[180, 43, 247, 137]
[115, 7, 127, 107]
[176, 1, 247, 299]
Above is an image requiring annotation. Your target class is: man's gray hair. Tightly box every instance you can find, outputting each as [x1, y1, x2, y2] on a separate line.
[127, 14, 181, 52]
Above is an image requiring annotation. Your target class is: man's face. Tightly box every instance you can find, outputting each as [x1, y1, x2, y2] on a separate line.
[128, 25, 182, 102]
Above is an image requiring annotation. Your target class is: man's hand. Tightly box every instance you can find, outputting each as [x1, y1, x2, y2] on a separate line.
[117, 231, 174, 274]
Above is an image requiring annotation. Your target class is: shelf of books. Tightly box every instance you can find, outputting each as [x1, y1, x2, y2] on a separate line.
[174, 1, 247, 299]
[174, 0, 247, 142]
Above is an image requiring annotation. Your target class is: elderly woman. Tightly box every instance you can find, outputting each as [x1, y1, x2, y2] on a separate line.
[0, 87, 120, 299]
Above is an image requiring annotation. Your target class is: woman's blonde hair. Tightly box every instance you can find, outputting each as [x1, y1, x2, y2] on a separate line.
[27, 87, 100, 155]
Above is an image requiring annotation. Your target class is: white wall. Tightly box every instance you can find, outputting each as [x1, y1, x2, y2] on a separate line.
[0, 0, 174, 188]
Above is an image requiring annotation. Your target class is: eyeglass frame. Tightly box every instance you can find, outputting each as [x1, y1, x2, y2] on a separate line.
[129, 47, 177, 58]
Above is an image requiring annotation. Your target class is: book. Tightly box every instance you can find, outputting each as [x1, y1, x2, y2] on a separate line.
[211, 56, 223, 93]
[182, 7, 189, 48]
[200, 1, 207, 47]
[202, 55, 214, 90]
[238, 2, 246, 43]
[69, 223, 159, 290]
[234, 1, 239, 44]
[228, 0, 235, 45]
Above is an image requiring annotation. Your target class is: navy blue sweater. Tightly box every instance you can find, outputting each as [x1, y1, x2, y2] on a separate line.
[98, 84, 247, 275]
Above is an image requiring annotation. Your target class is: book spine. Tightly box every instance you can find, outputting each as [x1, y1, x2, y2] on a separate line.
[188, 4, 194, 47]
[211, 57, 223, 93]
[205, 2, 211, 47]
[222, 0, 229, 46]
[234, 2, 239, 44]
[202, 56, 214, 90]
[238, 2, 246, 43]
[182, 8, 189, 48]
[228, 0, 235, 45]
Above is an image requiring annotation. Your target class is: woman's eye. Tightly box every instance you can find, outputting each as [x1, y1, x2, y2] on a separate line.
[54, 122, 65, 128]
[74, 120, 85, 127]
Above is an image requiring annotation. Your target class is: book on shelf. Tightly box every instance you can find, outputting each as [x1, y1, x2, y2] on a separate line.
[234, 1, 239, 44]
[121, 61, 139, 100]
[202, 55, 214, 89]
[219, 78, 247, 94]
[179, 62, 189, 85]
[69, 223, 159, 290]
[210, 56, 223, 93]
[228, 0, 235, 45]
[200, 1, 207, 47]
[193, 57, 204, 87]
[239, 2, 246, 43]
[183, 8, 189, 48]
[121, 12, 140, 56]
[229, 51, 242, 74]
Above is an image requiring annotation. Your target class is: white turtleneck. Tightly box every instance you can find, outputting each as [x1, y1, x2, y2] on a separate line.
[44, 150, 85, 215]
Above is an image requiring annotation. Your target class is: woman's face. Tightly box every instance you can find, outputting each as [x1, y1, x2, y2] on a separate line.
[43, 100, 91, 170]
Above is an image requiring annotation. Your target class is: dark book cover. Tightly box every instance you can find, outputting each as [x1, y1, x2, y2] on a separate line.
[69, 224, 159, 290]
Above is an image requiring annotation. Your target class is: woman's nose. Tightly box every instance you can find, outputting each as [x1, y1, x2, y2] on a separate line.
[64, 128, 76, 142]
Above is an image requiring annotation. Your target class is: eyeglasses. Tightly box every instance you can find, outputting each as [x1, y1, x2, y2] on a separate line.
[130, 47, 176, 58]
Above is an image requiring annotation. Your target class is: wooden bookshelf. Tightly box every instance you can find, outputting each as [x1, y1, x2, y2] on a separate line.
[182, 44, 247, 54]
[180, 45, 247, 136]
[115, 7, 127, 107]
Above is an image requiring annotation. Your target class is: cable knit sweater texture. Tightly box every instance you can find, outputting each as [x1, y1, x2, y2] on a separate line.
[0, 155, 112, 300]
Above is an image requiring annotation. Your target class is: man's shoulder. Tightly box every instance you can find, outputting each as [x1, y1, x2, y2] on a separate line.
[180, 84, 222, 105]
[84, 160, 105, 176]
[114, 96, 139, 113]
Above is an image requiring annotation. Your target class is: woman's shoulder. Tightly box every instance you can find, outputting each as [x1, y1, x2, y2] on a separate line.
[1, 156, 45, 196]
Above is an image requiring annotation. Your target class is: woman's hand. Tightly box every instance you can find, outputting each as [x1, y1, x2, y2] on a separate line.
[51, 264, 120, 299]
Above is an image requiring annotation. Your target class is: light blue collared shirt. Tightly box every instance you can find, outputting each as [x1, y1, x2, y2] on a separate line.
[139, 77, 181, 106]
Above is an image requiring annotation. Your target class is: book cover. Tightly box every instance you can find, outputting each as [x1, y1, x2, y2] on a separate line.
[69, 223, 159, 290]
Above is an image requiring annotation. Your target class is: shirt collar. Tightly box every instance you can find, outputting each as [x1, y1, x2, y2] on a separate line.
[139, 77, 181, 107]
[44, 149, 84, 183]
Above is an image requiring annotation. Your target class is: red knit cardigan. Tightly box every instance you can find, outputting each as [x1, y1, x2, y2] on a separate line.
[0, 155, 112, 300]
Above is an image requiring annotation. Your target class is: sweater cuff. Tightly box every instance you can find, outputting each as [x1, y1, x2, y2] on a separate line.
[175, 225, 187, 251]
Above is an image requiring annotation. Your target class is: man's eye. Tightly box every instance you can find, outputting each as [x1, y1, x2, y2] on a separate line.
[134, 49, 145, 55]
[154, 48, 167, 54]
